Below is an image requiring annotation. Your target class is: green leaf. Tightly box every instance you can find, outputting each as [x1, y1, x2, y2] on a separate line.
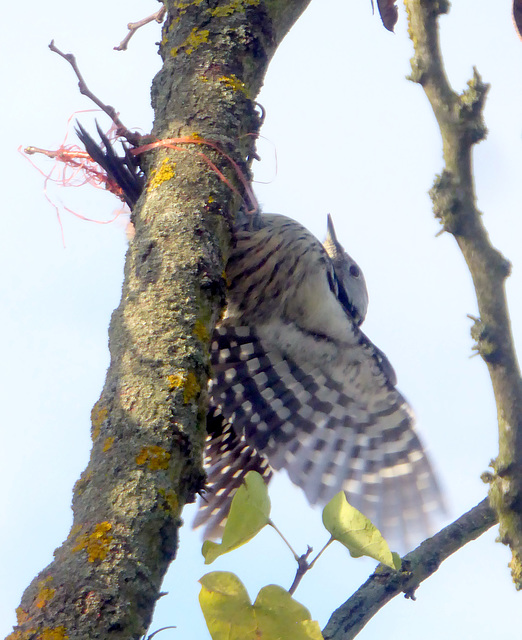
[391, 551, 402, 571]
[199, 572, 257, 640]
[199, 573, 324, 640]
[322, 491, 396, 569]
[202, 471, 271, 564]
[254, 585, 324, 640]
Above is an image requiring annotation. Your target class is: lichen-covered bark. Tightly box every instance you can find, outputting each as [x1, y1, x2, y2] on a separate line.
[7, 1, 311, 638]
[404, 0, 522, 587]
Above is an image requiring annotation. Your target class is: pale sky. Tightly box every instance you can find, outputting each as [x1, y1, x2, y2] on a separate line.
[2, 0, 522, 637]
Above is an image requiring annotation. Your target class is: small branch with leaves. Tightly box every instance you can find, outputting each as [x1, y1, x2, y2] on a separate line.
[322, 498, 497, 640]
[198, 472, 497, 640]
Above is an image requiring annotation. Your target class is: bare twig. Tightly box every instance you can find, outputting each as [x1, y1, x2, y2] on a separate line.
[146, 625, 177, 640]
[322, 498, 497, 640]
[287, 539, 334, 595]
[404, 0, 522, 588]
[48, 40, 142, 145]
[268, 519, 335, 595]
[114, 6, 166, 51]
[288, 546, 313, 595]
[24, 146, 89, 160]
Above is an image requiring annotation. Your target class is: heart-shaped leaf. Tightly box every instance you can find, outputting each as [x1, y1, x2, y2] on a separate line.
[202, 471, 271, 564]
[322, 491, 397, 569]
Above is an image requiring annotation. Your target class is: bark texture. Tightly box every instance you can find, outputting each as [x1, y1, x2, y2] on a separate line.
[8, 1, 311, 638]
[404, 0, 522, 589]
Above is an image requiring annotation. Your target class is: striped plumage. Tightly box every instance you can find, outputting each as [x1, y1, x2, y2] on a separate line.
[71, 128, 443, 547]
[195, 213, 444, 548]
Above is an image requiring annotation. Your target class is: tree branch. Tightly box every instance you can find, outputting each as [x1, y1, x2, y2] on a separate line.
[49, 40, 142, 145]
[322, 498, 497, 640]
[404, 0, 522, 588]
[8, 1, 312, 638]
[114, 7, 167, 52]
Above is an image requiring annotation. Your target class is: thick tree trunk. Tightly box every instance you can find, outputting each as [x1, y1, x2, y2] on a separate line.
[8, 2, 311, 638]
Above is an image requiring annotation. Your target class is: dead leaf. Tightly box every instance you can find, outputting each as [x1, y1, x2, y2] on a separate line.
[377, 0, 399, 32]
[514, 0, 522, 39]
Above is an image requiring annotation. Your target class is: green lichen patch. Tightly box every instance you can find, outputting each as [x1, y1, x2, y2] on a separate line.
[193, 320, 210, 343]
[210, 0, 260, 18]
[183, 371, 201, 403]
[90, 402, 108, 441]
[159, 488, 181, 516]
[171, 27, 209, 57]
[38, 627, 69, 640]
[73, 470, 92, 497]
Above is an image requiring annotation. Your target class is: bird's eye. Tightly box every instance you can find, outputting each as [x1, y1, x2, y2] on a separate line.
[349, 265, 360, 278]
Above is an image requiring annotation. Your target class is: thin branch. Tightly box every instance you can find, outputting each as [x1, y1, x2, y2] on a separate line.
[24, 145, 90, 160]
[146, 626, 177, 640]
[287, 538, 334, 596]
[48, 40, 142, 145]
[268, 519, 334, 595]
[307, 537, 334, 571]
[322, 498, 497, 640]
[288, 546, 314, 595]
[114, 7, 166, 52]
[404, 0, 522, 587]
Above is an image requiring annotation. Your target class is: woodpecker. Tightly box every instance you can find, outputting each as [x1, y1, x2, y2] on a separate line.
[196, 212, 444, 548]
[76, 128, 443, 547]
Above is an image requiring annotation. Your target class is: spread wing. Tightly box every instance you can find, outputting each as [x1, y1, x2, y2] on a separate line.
[198, 322, 444, 548]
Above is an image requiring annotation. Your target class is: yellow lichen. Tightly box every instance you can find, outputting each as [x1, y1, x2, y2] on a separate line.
[193, 320, 210, 343]
[15, 608, 30, 625]
[210, 0, 259, 18]
[174, 0, 205, 9]
[73, 470, 92, 496]
[72, 522, 113, 562]
[167, 373, 185, 390]
[102, 436, 114, 452]
[218, 74, 248, 96]
[136, 446, 171, 470]
[171, 27, 209, 57]
[168, 371, 201, 403]
[38, 627, 68, 640]
[159, 488, 180, 515]
[208, 196, 214, 203]
[148, 158, 176, 191]
[183, 371, 201, 403]
[35, 577, 55, 609]
[91, 402, 108, 441]
[68, 524, 83, 540]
